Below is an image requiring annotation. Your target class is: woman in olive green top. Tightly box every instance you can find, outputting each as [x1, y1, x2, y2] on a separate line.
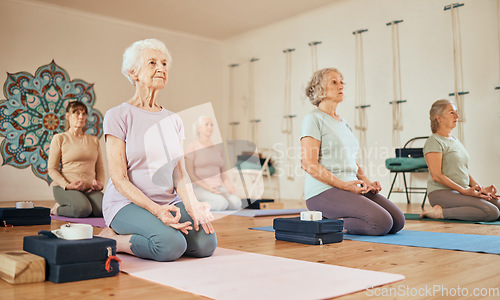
[420, 99, 499, 221]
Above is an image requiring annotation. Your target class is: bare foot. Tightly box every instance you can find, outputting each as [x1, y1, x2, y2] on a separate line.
[99, 227, 134, 255]
[50, 203, 60, 215]
[98, 226, 118, 238]
[420, 205, 444, 219]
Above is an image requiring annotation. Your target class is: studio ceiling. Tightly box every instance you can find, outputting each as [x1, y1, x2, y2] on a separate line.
[25, 0, 340, 40]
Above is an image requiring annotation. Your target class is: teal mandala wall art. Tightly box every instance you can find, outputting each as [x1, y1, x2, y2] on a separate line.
[0, 60, 103, 184]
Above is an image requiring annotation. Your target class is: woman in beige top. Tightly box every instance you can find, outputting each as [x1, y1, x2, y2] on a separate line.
[47, 101, 105, 217]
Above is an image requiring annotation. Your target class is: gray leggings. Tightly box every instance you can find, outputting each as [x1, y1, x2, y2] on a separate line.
[53, 186, 103, 218]
[110, 202, 217, 262]
[429, 189, 500, 221]
[306, 187, 405, 235]
[193, 185, 241, 211]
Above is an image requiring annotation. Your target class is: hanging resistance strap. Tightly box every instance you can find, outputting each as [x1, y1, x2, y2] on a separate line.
[228, 63, 240, 140]
[281, 48, 296, 180]
[387, 20, 405, 148]
[308, 41, 322, 73]
[446, 3, 467, 144]
[353, 29, 370, 169]
[497, 0, 500, 90]
[248, 58, 261, 148]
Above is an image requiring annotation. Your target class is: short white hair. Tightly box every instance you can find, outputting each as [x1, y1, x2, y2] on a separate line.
[193, 115, 212, 138]
[121, 38, 172, 85]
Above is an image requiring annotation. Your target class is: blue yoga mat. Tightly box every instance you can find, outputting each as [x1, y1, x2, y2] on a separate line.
[250, 226, 275, 232]
[250, 227, 500, 255]
[404, 213, 500, 225]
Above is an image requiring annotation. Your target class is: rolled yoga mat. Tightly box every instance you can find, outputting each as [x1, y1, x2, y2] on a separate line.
[118, 247, 404, 300]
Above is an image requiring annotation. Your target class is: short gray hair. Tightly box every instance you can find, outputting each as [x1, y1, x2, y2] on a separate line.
[193, 115, 211, 138]
[121, 38, 172, 86]
[305, 68, 343, 106]
[429, 99, 452, 133]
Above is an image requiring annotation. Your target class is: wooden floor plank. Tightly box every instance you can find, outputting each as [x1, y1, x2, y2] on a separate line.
[1, 200, 499, 299]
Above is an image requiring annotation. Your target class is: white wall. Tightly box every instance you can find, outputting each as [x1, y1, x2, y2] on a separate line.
[222, 0, 500, 203]
[0, 0, 223, 201]
[2, 0, 499, 204]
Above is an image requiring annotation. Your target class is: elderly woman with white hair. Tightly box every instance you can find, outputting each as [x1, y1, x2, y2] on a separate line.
[99, 39, 216, 261]
[301, 67, 404, 235]
[420, 99, 499, 221]
[185, 116, 241, 211]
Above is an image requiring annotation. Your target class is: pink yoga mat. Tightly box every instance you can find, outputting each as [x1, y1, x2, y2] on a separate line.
[51, 215, 106, 228]
[119, 247, 404, 299]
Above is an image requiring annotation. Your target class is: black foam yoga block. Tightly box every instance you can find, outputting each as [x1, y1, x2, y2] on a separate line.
[273, 217, 344, 234]
[48, 260, 120, 283]
[23, 234, 117, 265]
[24, 233, 119, 283]
[275, 230, 343, 245]
[1, 217, 51, 227]
[0, 207, 51, 226]
[0, 207, 50, 218]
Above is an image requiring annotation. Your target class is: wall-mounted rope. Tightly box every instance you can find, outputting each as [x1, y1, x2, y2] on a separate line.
[308, 41, 322, 73]
[353, 29, 369, 168]
[248, 57, 261, 147]
[281, 48, 296, 180]
[445, 3, 468, 144]
[228, 63, 240, 140]
[387, 20, 405, 148]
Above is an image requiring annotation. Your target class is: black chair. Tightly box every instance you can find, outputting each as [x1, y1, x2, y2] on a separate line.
[386, 136, 429, 208]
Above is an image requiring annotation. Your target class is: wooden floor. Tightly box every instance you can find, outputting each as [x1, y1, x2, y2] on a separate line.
[1, 200, 500, 299]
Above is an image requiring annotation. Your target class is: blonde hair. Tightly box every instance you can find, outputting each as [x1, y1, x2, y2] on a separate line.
[429, 99, 452, 133]
[305, 68, 343, 106]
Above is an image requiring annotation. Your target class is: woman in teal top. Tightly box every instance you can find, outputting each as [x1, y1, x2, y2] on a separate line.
[420, 99, 499, 221]
[301, 68, 404, 235]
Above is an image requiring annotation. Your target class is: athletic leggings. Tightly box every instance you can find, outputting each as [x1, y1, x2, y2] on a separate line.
[193, 185, 241, 211]
[306, 187, 405, 235]
[110, 202, 217, 262]
[429, 189, 500, 222]
[53, 186, 103, 218]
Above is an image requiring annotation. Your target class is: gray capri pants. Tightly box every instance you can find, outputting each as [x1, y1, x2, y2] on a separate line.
[429, 189, 500, 222]
[110, 202, 217, 262]
[306, 187, 405, 235]
[53, 186, 103, 218]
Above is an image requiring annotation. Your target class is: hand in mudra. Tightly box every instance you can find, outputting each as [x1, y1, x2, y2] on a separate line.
[66, 179, 85, 191]
[157, 204, 192, 234]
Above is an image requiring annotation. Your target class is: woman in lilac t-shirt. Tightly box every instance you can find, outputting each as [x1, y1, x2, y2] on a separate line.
[99, 39, 216, 261]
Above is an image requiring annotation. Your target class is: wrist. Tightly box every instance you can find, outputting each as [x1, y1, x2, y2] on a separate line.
[149, 203, 162, 218]
[338, 181, 348, 191]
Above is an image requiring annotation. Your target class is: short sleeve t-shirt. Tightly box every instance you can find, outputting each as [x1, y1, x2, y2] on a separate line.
[185, 140, 224, 187]
[423, 133, 470, 194]
[300, 109, 359, 200]
[102, 103, 185, 226]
